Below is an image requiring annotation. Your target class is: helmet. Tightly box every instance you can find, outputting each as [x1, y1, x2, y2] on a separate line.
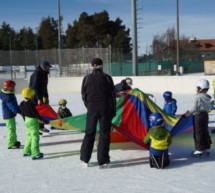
[149, 112, 164, 127]
[58, 99, 67, 105]
[163, 91, 172, 100]
[125, 77, 133, 86]
[4, 80, 16, 89]
[196, 79, 210, 90]
[22, 88, 35, 99]
[91, 58, 103, 66]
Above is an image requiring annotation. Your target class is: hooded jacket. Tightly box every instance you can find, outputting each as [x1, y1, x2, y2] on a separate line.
[189, 93, 211, 115]
[144, 125, 172, 150]
[0, 89, 20, 119]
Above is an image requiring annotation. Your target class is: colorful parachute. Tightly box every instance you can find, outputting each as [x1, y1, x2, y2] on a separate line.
[112, 89, 193, 148]
[48, 89, 193, 149]
[36, 104, 58, 121]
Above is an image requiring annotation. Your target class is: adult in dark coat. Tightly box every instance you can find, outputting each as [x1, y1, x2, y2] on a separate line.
[29, 61, 52, 133]
[115, 77, 133, 93]
[80, 58, 116, 167]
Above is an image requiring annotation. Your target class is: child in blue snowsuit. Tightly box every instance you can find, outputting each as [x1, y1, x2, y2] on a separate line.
[0, 80, 21, 149]
[163, 91, 177, 115]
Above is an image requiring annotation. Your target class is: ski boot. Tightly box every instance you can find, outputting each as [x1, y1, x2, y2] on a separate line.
[23, 153, 31, 157]
[40, 127, 50, 133]
[8, 141, 21, 149]
[32, 153, 44, 160]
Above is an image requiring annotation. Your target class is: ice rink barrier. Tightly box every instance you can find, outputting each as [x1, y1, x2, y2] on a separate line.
[0, 76, 214, 94]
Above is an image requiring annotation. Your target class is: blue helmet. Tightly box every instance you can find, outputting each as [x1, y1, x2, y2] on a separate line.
[149, 112, 164, 127]
[163, 91, 172, 100]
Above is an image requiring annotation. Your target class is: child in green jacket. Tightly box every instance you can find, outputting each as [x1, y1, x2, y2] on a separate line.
[144, 112, 172, 169]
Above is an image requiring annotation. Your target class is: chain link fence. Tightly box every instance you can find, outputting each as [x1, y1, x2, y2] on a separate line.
[0, 47, 111, 79]
[0, 47, 205, 79]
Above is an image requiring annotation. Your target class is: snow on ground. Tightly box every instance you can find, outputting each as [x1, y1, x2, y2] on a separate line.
[1, 92, 215, 193]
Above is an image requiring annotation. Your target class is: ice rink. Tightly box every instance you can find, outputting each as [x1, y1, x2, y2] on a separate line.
[0, 92, 215, 193]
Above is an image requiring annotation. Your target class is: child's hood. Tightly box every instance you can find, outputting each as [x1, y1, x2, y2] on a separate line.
[150, 126, 169, 140]
[198, 93, 211, 103]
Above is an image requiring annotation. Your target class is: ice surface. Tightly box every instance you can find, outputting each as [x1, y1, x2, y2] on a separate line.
[0, 92, 215, 193]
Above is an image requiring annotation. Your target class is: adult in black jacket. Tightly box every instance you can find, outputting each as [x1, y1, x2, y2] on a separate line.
[115, 77, 133, 93]
[80, 58, 116, 167]
[29, 61, 52, 133]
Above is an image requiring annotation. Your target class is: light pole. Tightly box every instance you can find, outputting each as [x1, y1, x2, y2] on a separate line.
[35, 28, 39, 66]
[131, 0, 138, 76]
[9, 36, 13, 79]
[58, 0, 62, 77]
[176, 0, 180, 75]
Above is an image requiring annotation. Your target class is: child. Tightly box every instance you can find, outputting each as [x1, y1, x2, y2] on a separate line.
[19, 88, 47, 160]
[163, 91, 177, 115]
[0, 80, 21, 149]
[185, 79, 212, 157]
[144, 112, 172, 169]
[115, 77, 133, 93]
[57, 99, 72, 119]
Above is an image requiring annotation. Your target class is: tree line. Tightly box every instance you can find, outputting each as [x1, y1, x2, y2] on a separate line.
[0, 10, 131, 55]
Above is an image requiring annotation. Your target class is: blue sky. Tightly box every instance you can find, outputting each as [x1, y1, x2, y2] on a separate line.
[0, 0, 214, 53]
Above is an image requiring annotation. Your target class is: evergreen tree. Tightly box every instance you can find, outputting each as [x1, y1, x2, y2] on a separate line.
[0, 22, 16, 50]
[15, 27, 36, 50]
[65, 10, 131, 54]
[38, 16, 58, 49]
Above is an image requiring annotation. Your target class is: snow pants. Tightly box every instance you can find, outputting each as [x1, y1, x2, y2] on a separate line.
[80, 110, 112, 165]
[193, 112, 212, 151]
[5, 117, 17, 148]
[23, 117, 40, 158]
[149, 147, 170, 169]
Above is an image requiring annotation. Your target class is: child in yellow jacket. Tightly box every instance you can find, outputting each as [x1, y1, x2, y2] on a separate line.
[144, 112, 172, 169]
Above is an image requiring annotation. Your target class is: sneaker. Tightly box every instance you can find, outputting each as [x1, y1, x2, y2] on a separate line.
[23, 153, 31, 157]
[81, 161, 89, 167]
[32, 153, 44, 160]
[40, 128, 50, 133]
[191, 150, 203, 157]
[99, 163, 109, 169]
[8, 141, 21, 149]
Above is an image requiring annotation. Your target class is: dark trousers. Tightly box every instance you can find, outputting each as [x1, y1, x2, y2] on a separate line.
[193, 112, 212, 151]
[80, 110, 112, 165]
[39, 123, 44, 129]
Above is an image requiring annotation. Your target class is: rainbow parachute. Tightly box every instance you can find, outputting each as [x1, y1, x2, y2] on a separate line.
[47, 89, 193, 149]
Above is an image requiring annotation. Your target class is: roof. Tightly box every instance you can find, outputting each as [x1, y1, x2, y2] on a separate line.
[189, 39, 215, 51]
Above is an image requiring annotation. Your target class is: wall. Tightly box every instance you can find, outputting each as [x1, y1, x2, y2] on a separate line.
[204, 60, 215, 75]
[0, 76, 214, 95]
[48, 76, 215, 94]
